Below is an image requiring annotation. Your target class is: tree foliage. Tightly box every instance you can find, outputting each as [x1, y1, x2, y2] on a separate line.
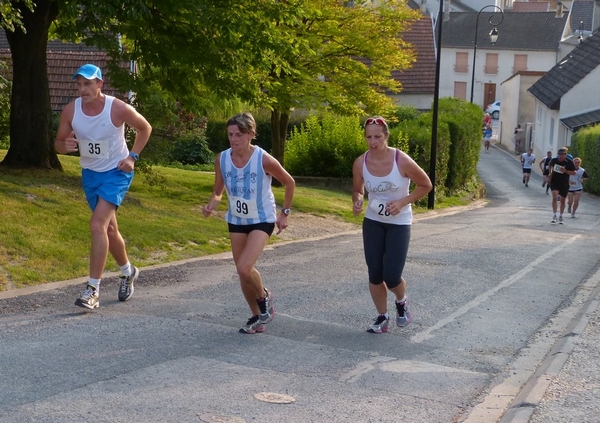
[1, 0, 420, 169]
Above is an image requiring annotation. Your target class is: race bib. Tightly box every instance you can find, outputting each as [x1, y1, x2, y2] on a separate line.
[553, 164, 564, 174]
[78, 140, 110, 159]
[229, 196, 259, 219]
[368, 199, 396, 220]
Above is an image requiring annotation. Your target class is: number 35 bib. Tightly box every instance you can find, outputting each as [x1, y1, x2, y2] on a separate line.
[78, 140, 110, 159]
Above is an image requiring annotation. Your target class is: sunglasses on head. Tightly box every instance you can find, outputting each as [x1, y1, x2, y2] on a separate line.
[364, 117, 387, 127]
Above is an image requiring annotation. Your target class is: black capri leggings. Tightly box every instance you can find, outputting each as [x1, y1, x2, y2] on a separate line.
[362, 218, 411, 289]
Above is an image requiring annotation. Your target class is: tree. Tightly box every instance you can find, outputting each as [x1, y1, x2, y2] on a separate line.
[256, 0, 420, 167]
[1, 0, 61, 169]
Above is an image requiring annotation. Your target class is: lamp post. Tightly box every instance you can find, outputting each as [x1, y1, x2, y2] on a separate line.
[470, 5, 504, 104]
[428, 0, 444, 209]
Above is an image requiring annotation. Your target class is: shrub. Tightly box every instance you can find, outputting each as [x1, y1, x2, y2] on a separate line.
[285, 113, 365, 178]
[438, 98, 481, 191]
[0, 62, 10, 149]
[570, 124, 600, 194]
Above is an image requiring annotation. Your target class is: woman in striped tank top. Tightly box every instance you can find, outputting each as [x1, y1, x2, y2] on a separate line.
[352, 116, 432, 334]
[203, 112, 295, 334]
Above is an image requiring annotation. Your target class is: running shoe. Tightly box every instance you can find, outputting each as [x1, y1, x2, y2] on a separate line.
[571, 213, 576, 218]
[567, 205, 572, 214]
[542, 181, 546, 187]
[522, 177, 525, 184]
[75, 285, 99, 310]
[239, 315, 265, 334]
[258, 288, 274, 324]
[396, 297, 413, 327]
[551, 216, 557, 224]
[559, 216, 564, 224]
[525, 183, 528, 187]
[367, 314, 389, 333]
[118, 265, 139, 302]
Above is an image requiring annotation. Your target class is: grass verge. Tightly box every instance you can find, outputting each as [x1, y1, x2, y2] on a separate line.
[0, 151, 478, 290]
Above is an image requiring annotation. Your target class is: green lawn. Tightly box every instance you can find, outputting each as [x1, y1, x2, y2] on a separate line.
[0, 151, 475, 290]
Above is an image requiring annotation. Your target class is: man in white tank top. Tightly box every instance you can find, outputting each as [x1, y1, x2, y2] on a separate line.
[54, 64, 152, 310]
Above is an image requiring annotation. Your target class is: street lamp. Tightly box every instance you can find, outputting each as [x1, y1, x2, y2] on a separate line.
[428, 0, 445, 209]
[470, 5, 504, 104]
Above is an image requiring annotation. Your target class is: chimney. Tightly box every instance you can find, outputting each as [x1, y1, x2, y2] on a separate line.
[594, 0, 600, 32]
[444, 0, 450, 21]
[556, 1, 564, 18]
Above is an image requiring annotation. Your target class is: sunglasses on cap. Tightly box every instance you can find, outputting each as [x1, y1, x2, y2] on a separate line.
[364, 117, 388, 127]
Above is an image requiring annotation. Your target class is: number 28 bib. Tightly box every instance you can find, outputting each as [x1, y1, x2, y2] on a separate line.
[368, 199, 396, 220]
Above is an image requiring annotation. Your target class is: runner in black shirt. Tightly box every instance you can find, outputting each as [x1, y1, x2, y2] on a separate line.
[548, 148, 576, 224]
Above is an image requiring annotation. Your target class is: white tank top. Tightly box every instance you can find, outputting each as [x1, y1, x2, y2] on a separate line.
[72, 95, 128, 172]
[220, 147, 277, 225]
[363, 149, 412, 225]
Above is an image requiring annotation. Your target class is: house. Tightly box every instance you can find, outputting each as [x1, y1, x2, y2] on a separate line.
[527, 32, 600, 156]
[0, 33, 126, 113]
[439, 11, 569, 109]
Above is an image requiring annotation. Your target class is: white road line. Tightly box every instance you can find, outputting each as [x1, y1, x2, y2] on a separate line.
[410, 235, 581, 344]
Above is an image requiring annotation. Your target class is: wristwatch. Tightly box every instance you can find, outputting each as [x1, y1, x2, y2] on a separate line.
[129, 152, 139, 161]
[282, 208, 291, 216]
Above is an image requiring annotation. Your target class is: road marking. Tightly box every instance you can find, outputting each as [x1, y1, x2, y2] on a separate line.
[339, 357, 484, 383]
[411, 235, 581, 344]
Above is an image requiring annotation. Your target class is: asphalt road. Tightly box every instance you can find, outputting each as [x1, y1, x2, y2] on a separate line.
[1, 144, 599, 423]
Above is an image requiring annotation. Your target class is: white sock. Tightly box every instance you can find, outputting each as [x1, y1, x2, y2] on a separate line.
[120, 262, 132, 276]
[396, 295, 407, 304]
[88, 278, 101, 290]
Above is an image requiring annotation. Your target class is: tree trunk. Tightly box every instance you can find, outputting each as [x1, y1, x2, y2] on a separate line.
[1, 0, 61, 169]
[270, 109, 290, 187]
[270, 109, 289, 166]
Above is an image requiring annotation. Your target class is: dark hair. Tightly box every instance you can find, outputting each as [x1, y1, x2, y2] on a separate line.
[227, 112, 257, 136]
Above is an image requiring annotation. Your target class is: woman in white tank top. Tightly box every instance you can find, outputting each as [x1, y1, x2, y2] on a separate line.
[351, 116, 432, 334]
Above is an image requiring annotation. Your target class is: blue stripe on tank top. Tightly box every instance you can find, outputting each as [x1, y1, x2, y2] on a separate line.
[255, 149, 267, 222]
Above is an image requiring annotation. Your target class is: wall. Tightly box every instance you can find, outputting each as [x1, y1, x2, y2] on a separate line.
[389, 93, 434, 111]
[560, 66, 600, 115]
[440, 47, 558, 109]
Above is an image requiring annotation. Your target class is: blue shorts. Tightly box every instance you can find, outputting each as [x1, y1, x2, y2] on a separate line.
[82, 168, 134, 211]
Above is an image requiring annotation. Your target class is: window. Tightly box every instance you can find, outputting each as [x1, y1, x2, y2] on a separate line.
[454, 81, 467, 100]
[484, 53, 498, 74]
[514, 54, 528, 73]
[455, 52, 469, 73]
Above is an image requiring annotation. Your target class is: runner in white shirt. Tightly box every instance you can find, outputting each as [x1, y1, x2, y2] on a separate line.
[203, 112, 295, 334]
[54, 64, 152, 310]
[567, 157, 588, 218]
[521, 148, 536, 187]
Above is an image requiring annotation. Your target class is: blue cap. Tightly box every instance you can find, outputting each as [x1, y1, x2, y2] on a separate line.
[72, 64, 103, 81]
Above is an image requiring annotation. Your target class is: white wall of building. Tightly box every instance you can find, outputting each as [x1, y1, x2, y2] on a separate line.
[532, 102, 564, 156]
[440, 47, 559, 109]
[560, 66, 600, 114]
[389, 93, 433, 110]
